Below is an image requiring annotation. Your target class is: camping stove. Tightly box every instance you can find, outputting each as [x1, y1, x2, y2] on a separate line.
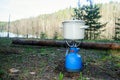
[62, 20, 89, 72]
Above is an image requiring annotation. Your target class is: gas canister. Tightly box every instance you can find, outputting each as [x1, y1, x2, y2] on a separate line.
[65, 47, 82, 72]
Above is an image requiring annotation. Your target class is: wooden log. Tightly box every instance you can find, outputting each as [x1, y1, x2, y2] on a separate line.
[80, 42, 120, 50]
[12, 39, 120, 50]
[12, 39, 66, 47]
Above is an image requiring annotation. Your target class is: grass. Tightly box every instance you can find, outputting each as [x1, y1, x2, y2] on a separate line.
[58, 72, 64, 80]
[0, 37, 120, 80]
[83, 39, 120, 43]
[77, 72, 87, 80]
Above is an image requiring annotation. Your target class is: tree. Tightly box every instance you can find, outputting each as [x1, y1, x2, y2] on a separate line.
[114, 18, 120, 40]
[74, 0, 106, 40]
[7, 14, 10, 38]
[53, 32, 58, 40]
[0, 22, 7, 32]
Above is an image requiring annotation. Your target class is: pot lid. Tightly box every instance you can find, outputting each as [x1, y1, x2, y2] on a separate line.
[62, 20, 85, 23]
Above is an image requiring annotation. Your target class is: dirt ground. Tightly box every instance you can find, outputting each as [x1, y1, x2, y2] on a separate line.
[0, 38, 120, 80]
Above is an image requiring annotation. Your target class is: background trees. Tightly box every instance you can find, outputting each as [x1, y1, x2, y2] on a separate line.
[1, 2, 120, 40]
[74, 0, 106, 40]
[114, 18, 120, 40]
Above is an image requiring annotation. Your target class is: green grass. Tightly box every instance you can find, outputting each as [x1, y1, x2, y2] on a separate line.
[0, 38, 12, 46]
[58, 72, 64, 80]
[77, 72, 87, 80]
[0, 37, 120, 80]
[83, 39, 120, 43]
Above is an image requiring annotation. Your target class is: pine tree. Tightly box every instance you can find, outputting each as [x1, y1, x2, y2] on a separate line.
[74, 0, 106, 40]
[114, 18, 120, 40]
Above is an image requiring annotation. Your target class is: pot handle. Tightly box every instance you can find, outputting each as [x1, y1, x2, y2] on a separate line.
[80, 26, 89, 29]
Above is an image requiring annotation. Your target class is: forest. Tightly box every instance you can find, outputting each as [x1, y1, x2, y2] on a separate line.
[0, 2, 120, 40]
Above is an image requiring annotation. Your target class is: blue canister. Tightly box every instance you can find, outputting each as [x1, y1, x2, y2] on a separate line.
[65, 47, 82, 72]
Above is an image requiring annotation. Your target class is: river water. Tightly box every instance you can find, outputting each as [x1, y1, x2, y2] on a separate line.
[0, 32, 36, 38]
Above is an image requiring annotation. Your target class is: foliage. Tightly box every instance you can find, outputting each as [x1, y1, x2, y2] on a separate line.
[2, 2, 120, 39]
[114, 18, 120, 40]
[53, 32, 58, 40]
[40, 32, 47, 39]
[73, 0, 106, 40]
[77, 72, 87, 80]
[74, 8, 84, 20]
[0, 22, 7, 32]
[0, 22, 7, 27]
[8, 8, 73, 38]
[0, 69, 5, 80]
[58, 72, 64, 80]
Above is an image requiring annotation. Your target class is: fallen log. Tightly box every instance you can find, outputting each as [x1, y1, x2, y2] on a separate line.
[12, 39, 120, 50]
[12, 39, 66, 47]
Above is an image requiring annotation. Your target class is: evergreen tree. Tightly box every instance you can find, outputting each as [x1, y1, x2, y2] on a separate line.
[114, 18, 120, 40]
[74, 0, 106, 40]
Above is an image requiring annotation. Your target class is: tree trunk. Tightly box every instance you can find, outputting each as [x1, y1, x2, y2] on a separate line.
[12, 39, 120, 50]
